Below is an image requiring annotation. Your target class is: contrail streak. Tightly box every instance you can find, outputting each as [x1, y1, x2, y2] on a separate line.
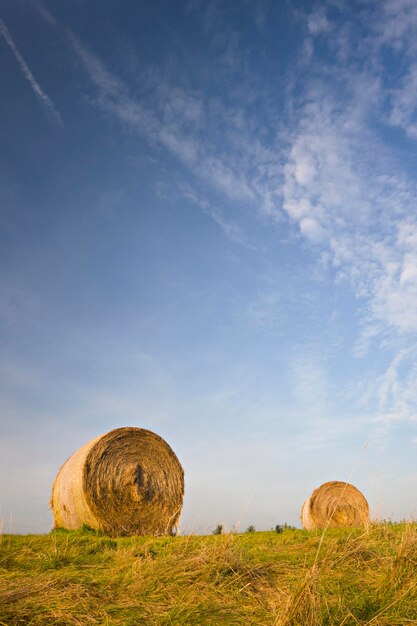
[0, 17, 62, 125]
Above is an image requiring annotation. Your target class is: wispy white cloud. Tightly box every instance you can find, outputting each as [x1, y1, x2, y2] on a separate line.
[388, 63, 417, 139]
[375, 0, 417, 53]
[179, 183, 256, 247]
[34, 2, 281, 219]
[67, 33, 263, 202]
[371, 0, 417, 137]
[307, 6, 332, 36]
[0, 18, 62, 125]
[32, 0, 58, 28]
[281, 1, 417, 426]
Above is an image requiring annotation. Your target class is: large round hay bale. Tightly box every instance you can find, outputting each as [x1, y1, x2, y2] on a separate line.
[301, 481, 370, 530]
[50, 427, 184, 536]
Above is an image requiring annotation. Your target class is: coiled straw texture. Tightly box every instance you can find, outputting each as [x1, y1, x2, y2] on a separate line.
[301, 481, 370, 530]
[50, 427, 184, 536]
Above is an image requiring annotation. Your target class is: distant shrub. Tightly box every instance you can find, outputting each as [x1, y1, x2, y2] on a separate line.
[213, 524, 224, 535]
[275, 523, 296, 534]
[246, 525, 256, 533]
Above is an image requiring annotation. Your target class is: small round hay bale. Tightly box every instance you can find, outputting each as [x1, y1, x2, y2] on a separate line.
[50, 427, 184, 536]
[301, 481, 370, 530]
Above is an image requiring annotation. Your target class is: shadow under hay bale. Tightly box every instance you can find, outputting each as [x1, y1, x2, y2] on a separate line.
[50, 427, 184, 536]
[301, 481, 370, 530]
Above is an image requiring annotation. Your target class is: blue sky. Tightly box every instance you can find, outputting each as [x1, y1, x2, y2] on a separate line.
[1, 0, 417, 533]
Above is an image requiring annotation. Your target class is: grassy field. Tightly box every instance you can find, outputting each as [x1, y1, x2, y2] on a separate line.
[1, 523, 417, 625]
